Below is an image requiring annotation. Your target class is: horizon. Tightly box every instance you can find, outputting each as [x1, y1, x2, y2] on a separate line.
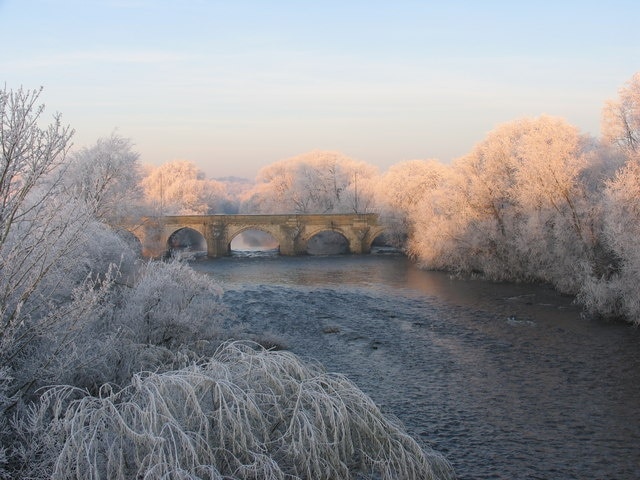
[1, 0, 638, 179]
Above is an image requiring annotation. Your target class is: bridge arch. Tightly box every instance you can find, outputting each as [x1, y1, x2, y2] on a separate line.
[305, 229, 350, 255]
[302, 226, 354, 254]
[226, 225, 281, 254]
[168, 227, 207, 255]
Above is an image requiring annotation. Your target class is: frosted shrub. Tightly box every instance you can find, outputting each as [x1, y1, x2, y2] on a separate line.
[115, 259, 226, 348]
[580, 157, 640, 323]
[0, 203, 142, 402]
[27, 342, 453, 480]
[91, 259, 233, 387]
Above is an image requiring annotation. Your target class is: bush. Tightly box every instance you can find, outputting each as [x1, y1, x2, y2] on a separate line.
[20, 342, 454, 480]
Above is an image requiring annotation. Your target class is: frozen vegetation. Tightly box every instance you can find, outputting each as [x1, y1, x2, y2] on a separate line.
[1, 71, 640, 477]
[0, 87, 453, 478]
[25, 342, 451, 479]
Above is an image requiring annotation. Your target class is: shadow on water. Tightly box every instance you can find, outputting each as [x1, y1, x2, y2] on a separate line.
[192, 254, 640, 480]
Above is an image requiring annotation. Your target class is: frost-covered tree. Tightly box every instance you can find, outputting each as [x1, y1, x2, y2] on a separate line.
[580, 158, 640, 323]
[408, 166, 476, 272]
[602, 72, 640, 155]
[510, 117, 598, 291]
[578, 72, 640, 323]
[409, 120, 525, 277]
[409, 116, 599, 292]
[64, 133, 142, 220]
[140, 160, 230, 215]
[242, 151, 378, 214]
[0, 88, 143, 478]
[377, 159, 450, 248]
[0, 86, 77, 394]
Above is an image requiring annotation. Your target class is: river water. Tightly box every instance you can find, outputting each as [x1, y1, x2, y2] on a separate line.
[192, 252, 640, 480]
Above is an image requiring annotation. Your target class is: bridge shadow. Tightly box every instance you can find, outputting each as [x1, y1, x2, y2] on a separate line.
[167, 227, 207, 258]
[306, 231, 350, 255]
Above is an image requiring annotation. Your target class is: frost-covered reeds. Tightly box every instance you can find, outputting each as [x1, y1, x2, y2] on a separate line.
[29, 342, 454, 480]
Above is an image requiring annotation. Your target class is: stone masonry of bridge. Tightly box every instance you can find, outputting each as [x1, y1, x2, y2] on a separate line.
[117, 214, 386, 258]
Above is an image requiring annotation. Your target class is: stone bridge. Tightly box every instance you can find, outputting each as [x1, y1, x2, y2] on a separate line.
[117, 214, 386, 258]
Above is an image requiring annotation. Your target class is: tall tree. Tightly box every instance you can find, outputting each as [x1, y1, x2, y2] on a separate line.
[0, 86, 74, 359]
[602, 72, 640, 156]
[64, 133, 142, 220]
[0, 88, 133, 407]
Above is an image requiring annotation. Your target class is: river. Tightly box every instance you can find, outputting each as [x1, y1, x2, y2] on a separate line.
[192, 252, 640, 480]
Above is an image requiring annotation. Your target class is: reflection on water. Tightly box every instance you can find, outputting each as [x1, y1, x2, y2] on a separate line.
[192, 254, 640, 480]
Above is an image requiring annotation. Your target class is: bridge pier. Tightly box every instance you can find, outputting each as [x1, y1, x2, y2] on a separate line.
[278, 234, 296, 255]
[279, 220, 304, 255]
[204, 221, 229, 257]
[348, 238, 365, 254]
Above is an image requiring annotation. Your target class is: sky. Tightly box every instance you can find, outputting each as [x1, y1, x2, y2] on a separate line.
[1, 0, 638, 179]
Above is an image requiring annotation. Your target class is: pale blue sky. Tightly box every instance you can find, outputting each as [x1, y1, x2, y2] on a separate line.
[1, 0, 638, 178]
